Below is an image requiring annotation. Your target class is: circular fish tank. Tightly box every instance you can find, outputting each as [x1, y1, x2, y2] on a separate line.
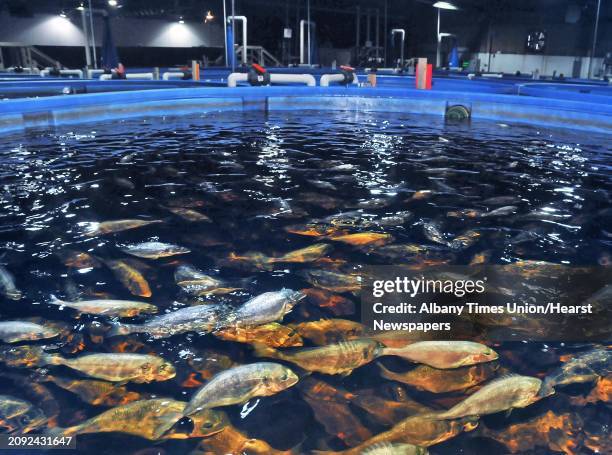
[0, 84, 610, 454]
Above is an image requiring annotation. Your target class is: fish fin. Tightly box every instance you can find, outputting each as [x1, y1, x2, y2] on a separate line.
[504, 408, 513, 418]
[338, 369, 354, 378]
[251, 342, 280, 360]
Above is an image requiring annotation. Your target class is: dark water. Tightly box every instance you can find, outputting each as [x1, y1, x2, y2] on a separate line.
[0, 110, 610, 454]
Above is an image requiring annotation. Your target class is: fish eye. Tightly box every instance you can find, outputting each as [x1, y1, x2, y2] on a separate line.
[141, 363, 152, 371]
[280, 373, 288, 381]
[202, 421, 214, 429]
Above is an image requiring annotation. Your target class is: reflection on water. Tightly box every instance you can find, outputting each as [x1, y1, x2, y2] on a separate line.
[0, 111, 610, 454]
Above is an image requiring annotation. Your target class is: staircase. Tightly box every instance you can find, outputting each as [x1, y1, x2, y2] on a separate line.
[235, 45, 282, 67]
[0, 42, 63, 70]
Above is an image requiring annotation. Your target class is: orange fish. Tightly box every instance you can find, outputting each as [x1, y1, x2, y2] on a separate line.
[329, 232, 393, 247]
[105, 260, 152, 298]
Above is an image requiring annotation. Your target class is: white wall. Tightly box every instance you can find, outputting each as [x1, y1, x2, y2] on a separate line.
[0, 12, 223, 48]
[476, 52, 604, 79]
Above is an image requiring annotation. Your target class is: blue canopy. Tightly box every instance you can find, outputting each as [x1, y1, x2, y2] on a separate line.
[101, 15, 120, 69]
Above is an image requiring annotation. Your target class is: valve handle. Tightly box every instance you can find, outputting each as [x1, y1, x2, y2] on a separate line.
[252, 63, 267, 75]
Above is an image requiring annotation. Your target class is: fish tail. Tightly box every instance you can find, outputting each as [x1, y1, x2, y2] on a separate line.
[40, 353, 65, 367]
[49, 294, 66, 307]
[251, 342, 280, 360]
[44, 424, 80, 437]
[107, 322, 138, 337]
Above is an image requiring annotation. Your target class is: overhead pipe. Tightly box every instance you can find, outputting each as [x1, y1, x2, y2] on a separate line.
[355, 5, 360, 51]
[231, 0, 236, 72]
[376, 8, 380, 60]
[227, 72, 315, 87]
[300, 20, 316, 65]
[391, 29, 405, 67]
[307, 0, 311, 66]
[588, 0, 602, 78]
[222, 0, 228, 66]
[80, 7, 92, 68]
[228, 15, 247, 66]
[87, 0, 97, 69]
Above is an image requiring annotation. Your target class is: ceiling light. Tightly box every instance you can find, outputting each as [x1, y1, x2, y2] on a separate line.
[108, 0, 118, 6]
[205, 10, 214, 23]
[59, 10, 67, 18]
[76, 3, 85, 11]
[433, 1, 458, 10]
[179, 17, 185, 24]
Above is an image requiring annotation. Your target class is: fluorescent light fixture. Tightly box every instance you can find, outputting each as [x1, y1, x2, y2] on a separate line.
[59, 11, 67, 18]
[433, 1, 458, 10]
[76, 3, 84, 11]
[108, 0, 118, 6]
[178, 17, 185, 24]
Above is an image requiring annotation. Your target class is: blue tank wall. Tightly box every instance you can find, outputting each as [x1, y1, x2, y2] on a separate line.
[0, 82, 609, 135]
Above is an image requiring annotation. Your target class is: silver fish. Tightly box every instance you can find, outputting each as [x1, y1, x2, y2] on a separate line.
[120, 242, 190, 259]
[0, 321, 59, 343]
[233, 289, 304, 327]
[108, 304, 228, 339]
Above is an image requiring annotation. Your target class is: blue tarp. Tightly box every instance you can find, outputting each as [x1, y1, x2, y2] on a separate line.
[449, 42, 459, 68]
[101, 15, 119, 69]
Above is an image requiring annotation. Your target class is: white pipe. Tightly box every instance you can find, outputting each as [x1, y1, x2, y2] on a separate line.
[87, 69, 105, 78]
[391, 29, 405, 67]
[7, 67, 37, 73]
[227, 72, 316, 87]
[99, 73, 154, 80]
[320, 73, 359, 87]
[40, 69, 84, 78]
[125, 73, 154, 80]
[227, 73, 248, 87]
[227, 16, 247, 65]
[162, 72, 186, 80]
[272, 73, 316, 86]
[300, 20, 316, 65]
